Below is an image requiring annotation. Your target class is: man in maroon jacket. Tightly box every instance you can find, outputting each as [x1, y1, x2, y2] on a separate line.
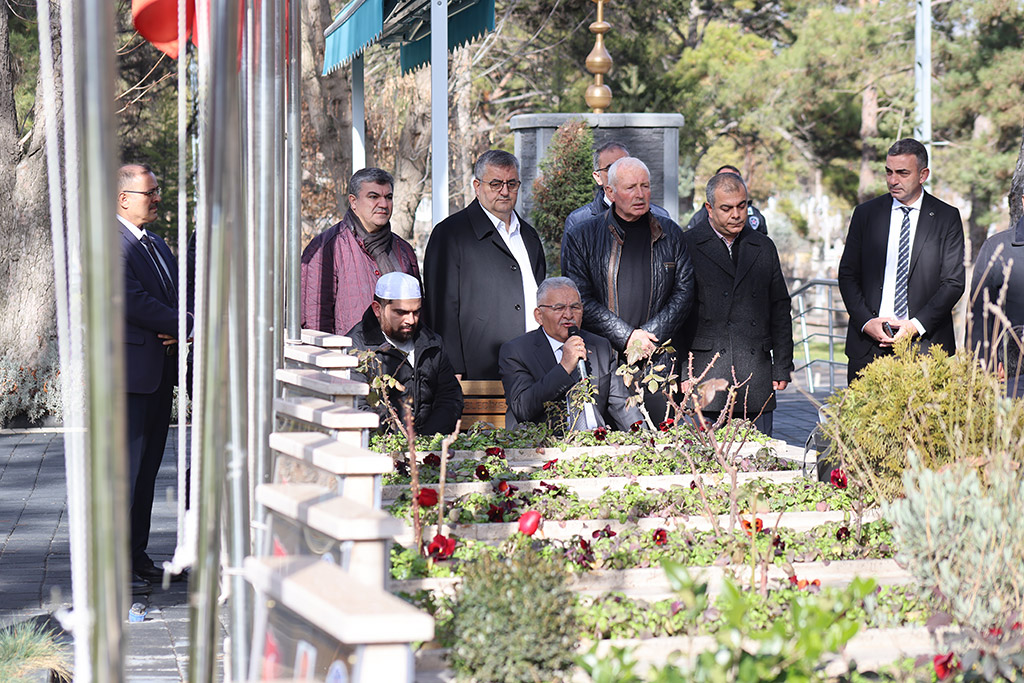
[300, 168, 419, 335]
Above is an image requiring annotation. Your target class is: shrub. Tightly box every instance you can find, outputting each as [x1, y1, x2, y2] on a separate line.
[886, 452, 1024, 675]
[531, 119, 595, 273]
[0, 344, 62, 427]
[0, 620, 72, 682]
[820, 340, 1020, 500]
[449, 547, 579, 682]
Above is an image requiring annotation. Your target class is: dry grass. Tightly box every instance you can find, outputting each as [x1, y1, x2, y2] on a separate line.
[0, 620, 71, 683]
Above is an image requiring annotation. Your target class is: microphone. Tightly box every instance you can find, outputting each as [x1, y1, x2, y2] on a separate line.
[566, 326, 587, 379]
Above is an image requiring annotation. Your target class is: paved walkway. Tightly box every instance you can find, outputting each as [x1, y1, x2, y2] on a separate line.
[0, 377, 841, 680]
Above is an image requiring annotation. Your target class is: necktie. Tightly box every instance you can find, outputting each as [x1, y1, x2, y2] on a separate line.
[894, 206, 912, 320]
[141, 234, 176, 302]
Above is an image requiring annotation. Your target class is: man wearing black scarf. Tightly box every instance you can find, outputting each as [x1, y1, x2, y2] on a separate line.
[300, 168, 420, 335]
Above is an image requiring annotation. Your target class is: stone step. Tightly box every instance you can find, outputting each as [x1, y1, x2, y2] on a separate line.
[284, 343, 358, 369]
[258, 483, 406, 541]
[269, 432, 393, 476]
[245, 555, 434, 645]
[276, 368, 369, 404]
[274, 397, 379, 431]
[301, 329, 352, 348]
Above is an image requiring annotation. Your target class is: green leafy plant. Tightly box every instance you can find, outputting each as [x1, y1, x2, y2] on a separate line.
[449, 547, 580, 682]
[820, 340, 1020, 500]
[530, 119, 595, 272]
[0, 620, 72, 683]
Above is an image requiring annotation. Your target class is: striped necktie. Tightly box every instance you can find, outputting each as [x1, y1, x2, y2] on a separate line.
[893, 206, 912, 320]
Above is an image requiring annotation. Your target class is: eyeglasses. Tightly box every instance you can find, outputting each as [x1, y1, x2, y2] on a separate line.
[124, 187, 161, 198]
[481, 179, 521, 191]
[538, 303, 583, 313]
[595, 165, 612, 174]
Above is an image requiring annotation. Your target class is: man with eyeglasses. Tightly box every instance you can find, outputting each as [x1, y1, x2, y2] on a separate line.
[424, 150, 545, 380]
[116, 163, 190, 591]
[563, 141, 671, 236]
[499, 277, 642, 430]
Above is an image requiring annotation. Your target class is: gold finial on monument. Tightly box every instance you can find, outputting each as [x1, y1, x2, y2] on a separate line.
[584, 0, 612, 113]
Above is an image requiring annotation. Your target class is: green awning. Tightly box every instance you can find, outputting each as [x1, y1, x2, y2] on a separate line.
[322, 0, 494, 76]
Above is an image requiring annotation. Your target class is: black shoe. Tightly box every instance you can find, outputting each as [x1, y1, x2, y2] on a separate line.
[134, 561, 186, 584]
[131, 573, 152, 596]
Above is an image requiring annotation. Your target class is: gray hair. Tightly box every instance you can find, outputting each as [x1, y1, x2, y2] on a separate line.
[606, 157, 650, 189]
[593, 141, 630, 170]
[536, 276, 580, 305]
[473, 150, 520, 180]
[118, 163, 155, 192]
[887, 138, 928, 172]
[348, 167, 394, 198]
[705, 171, 748, 206]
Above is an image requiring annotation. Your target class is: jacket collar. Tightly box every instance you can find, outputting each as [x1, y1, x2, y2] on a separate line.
[602, 205, 664, 245]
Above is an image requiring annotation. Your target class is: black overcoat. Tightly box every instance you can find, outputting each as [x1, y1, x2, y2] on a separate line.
[423, 199, 546, 380]
[967, 215, 1024, 361]
[678, 223, 794, 415]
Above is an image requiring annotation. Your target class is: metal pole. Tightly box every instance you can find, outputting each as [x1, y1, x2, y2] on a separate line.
[273, 0, 285, 365]
[352, 54, 365, 171]
[174, 0, 189, 561]
[244, 0, 260, 519]
[286, 0, 302, 339]
[187, 0, 245, 676]
[914, 0, 932, 160]
[75, 0, 126, 677]
[828, 286, 837, 392]
[430, 0, 449, 226]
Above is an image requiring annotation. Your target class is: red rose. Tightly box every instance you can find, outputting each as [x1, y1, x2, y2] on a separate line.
[630, 420, 643, 433]
[485, 447, 505, 459]
[653, 528, 668, 546]
[423, 454, 441, 468]
[487, 504, 505, 523]
[658, 419, 674, 432]
[426, 533, 456, 560]
[542, 458, 558, 470]
[475, 464, 490, 481]
[836, 526, 851, 541]
[518, 510, 542, 536]
[416, 488, 439, 507]
[593, 426, 608, 441]
[830, 468, 848, 489]
[933, 653, 957, 680]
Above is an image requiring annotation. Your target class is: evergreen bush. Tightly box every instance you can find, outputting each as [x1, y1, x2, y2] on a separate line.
[449, 547, 579, 682]
[820, 340, 1020, 500]
[530, 119, 595, 273]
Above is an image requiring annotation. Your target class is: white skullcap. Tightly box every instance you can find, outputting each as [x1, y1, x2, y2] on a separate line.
[375, 272, 421, 300]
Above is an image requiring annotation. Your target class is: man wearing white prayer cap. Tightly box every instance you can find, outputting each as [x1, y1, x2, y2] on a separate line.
[347, 272, 464, 435]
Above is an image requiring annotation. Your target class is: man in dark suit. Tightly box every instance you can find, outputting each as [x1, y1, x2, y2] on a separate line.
[423, 150, 545, 380]
[838, 138, 965, 378]
[563, 141, 671, 236]
[679, 172, 793, 436]
[117, 163, 188, 587]
[684, 165, 768, 236]
[499, 277, 643, 431]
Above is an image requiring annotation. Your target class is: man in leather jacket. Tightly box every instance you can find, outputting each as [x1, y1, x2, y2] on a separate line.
[561, 157, 695, 421]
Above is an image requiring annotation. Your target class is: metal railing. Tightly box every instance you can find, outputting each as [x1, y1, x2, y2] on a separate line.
[790, 278, 847, 393]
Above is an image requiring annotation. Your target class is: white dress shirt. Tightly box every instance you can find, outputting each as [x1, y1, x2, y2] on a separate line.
[479, 205, 539, 332]
[878, 194, 925, 335]
[543, 330, 598, 429]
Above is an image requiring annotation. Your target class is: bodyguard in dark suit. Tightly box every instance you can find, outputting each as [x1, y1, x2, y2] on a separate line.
[679, 173, 793, 436]
[423, 150, 545, 380]
[116, 163, 188, 586]
[838, 139, 965, 378]
[499, 277, 643, 431]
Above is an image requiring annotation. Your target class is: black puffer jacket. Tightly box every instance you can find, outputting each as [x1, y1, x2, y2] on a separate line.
[561, 207, 696, 352]
[347, 306, 464, 436]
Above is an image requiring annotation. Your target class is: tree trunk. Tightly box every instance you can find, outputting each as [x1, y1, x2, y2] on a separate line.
[857, 83, 878, 204]
[390, 69, 431, 242]
[301, 0, 352, 222]
[1011, 125, 1024, 228]
[450, 48, 474, 212]
[0, 2, 61, 424]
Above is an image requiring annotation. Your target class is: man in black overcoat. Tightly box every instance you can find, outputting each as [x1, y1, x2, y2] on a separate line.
[838, 138, 965, 379]
[423, 150, 545, 380]
[679, 172, 793, 436]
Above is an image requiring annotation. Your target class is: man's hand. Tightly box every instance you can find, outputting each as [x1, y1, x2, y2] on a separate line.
[626, 329, 658, 358]
[158, 333, 178, 347]
[892, 321, 918, 342]
[773, 380, 788, 391]
[560, 335, 588, 375]
[863, 317, 899, 347]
